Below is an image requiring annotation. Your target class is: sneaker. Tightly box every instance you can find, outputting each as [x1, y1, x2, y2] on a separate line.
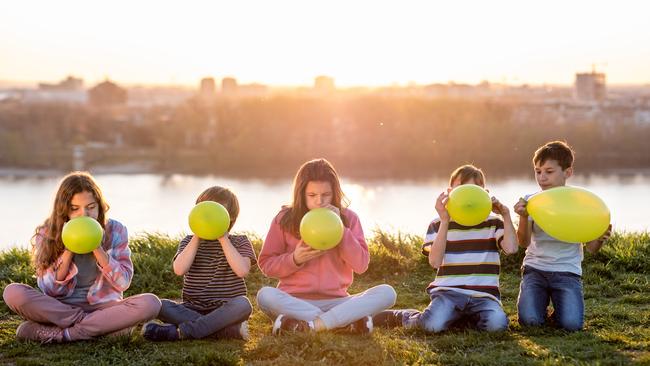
[348, 316, 373, 335]
[141, 321, 179, 341]
[214, 321, 249, 340]
[373, 309, 420, 329]
[272, 314, 312, 335]
[15, 321, 64, 343]
[106, 326, 135, 339]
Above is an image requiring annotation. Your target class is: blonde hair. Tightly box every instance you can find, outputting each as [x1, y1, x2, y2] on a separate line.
[449, 164, 486, 187]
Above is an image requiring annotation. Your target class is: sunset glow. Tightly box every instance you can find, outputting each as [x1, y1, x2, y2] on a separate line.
[1, 0, 650, 86]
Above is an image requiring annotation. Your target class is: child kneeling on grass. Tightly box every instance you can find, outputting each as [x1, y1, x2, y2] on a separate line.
[374, 165, 518, 332]
[142, 186, 257, 341]
[514, 141, 611, 331]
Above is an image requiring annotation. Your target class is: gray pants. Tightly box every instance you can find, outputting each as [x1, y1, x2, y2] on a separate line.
[256, 284, 396, 330]
[158, 296, 252, 339]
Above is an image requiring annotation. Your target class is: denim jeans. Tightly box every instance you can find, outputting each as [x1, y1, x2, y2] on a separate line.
[517, 265, 584, 331]
[405, 290, 508, 333]
[158, 296, 252, 339]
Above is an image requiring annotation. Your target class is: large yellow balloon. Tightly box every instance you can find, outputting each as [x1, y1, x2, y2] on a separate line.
[300, 208, 344, 250]
[527, 186, 610, 243]
[62, 217, 104, 254]
[188, 201, 230, 240]
[446, 184, 492, 226]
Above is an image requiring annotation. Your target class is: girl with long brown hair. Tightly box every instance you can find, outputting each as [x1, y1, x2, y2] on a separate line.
[2, 172, 160, 343]
[256, 158, 396, 335]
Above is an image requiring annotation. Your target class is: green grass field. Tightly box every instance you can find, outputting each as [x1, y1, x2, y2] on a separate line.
[1, 230, 649, 365]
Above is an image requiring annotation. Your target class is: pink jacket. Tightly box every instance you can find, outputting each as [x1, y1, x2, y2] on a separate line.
[258, 208, 369, 299]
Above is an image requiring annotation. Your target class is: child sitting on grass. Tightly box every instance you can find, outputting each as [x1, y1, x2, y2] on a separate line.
[142, 186, 256, 341]
[374, 165, 518, 332]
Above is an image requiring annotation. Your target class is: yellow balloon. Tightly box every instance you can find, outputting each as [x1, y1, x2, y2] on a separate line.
[62, 217, 104, 254]
[526, 186, 610, 243]
[188, 201, 230, 240]
[446, 184, 492, 226]
[300, 208, 344, 250]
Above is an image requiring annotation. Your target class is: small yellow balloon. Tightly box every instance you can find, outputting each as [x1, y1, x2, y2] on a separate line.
[188, 201, 230, 240]
[300, 208, 344, 250]
[526, 186, 610, 243]
[62, 217, 104, 254]
[446, 184, 492, 226]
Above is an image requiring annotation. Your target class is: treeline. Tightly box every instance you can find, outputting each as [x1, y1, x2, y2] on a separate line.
[1, 96, 649, 178]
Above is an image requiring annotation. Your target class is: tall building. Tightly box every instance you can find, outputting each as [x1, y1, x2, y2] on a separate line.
[200, 77, 216, 97]
[222, 77, 238, 94]
[314, 75, 335, 93]
[575, 70, 606, 102]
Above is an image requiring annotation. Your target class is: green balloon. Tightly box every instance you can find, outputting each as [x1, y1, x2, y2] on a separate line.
[446, 184, 492, 226]
[527, 186, 610, 243]
[61, 217, 104, 254]
[188, 201, 230, 240]
[300, 208, 344, 250]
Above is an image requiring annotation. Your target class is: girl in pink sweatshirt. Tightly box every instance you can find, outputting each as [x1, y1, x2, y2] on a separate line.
[256, 158, 396, 335]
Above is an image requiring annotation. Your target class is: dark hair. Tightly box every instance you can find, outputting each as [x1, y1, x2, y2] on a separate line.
[196, 186, 240, 230]
[533, 140, 574, 170]
[32, 171, 109, 273]
[449, 164, 485, 187]
[280, 158, 349, 237]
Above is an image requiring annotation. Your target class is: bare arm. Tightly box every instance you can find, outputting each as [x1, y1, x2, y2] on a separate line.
[56, 250, 75, 281]
[429, 192, 450, 269]
[586, 224, 612, 254]
[492, 197, 518, 254]
[219, 234, 252, 278]
[173, 235, 200, 276]
[514, 198, 532, 248]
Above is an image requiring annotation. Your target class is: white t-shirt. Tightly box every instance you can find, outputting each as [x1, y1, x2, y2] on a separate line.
[523, 216, 583, 275]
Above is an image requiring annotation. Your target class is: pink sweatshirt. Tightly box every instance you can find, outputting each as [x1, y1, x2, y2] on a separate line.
[258, 208, 369, 299]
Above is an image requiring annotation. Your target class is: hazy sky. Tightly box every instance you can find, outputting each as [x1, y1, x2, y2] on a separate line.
[1, 0, 649, 87]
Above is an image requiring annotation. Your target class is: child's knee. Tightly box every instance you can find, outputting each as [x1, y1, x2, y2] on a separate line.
[374, 284, 397, 308]
[230, 296, 253, 316]
[255, 286, 277, 309]
[556, 314, 583, 331]
[139, 293, 162, 319]
[518, 313, 545, 327]
[418, 311, 448, 333]
[480, 310, 509, 332]
[2, 283, 30, 310]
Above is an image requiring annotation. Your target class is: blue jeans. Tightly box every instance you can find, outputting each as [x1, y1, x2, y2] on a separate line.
[405, 290, 508, 333]
[517, 265, 584, 331]
[158, 296, 252, 339]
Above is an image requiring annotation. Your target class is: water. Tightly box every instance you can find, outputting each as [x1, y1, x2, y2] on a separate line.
[1, 173, 648, 250]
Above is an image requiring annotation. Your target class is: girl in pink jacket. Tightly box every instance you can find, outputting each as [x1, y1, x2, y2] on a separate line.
[256, 158, 396, 335]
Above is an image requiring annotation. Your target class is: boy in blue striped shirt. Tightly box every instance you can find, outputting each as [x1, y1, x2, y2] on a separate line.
[375, 165, 518, 332]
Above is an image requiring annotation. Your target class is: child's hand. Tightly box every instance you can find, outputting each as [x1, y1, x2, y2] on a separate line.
[324, 204, 341, 217]
[491, 197, 510, 217]
[218, 232, 230, 242]
[597, 224, 612, 245]
[435, 191, 450, 222]
[292, 241, 325, 265]
[513, 197, 528, 217]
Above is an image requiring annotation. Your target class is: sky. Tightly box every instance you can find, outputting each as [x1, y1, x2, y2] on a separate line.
[1, 0, 649, 87]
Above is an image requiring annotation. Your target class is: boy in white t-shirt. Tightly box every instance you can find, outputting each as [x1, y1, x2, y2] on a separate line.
[514, 141, 611, 331]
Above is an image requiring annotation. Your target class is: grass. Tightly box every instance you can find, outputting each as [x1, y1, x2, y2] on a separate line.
[1, 230, 649, 365]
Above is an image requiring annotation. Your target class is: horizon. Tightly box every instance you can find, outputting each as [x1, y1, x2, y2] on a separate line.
[2, 1, 650, 87]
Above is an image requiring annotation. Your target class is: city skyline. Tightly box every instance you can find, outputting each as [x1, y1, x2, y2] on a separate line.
[2, 0, 650, 87]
